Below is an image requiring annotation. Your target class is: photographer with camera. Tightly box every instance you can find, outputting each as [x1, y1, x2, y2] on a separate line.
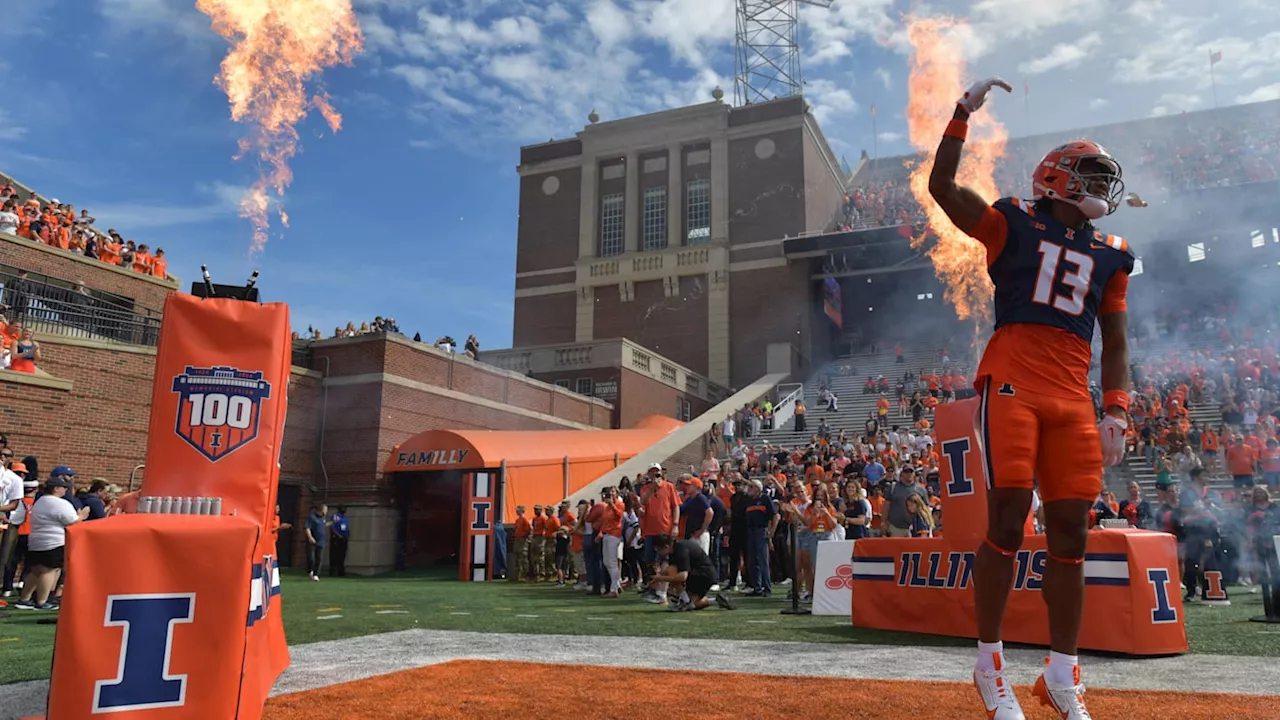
[638, 463, 681, 606]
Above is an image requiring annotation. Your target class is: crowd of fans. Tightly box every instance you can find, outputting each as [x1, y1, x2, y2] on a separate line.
[0, 434, 126, 614]
[292, 322, 482, 361]
[503, 319, 1280, 612]
[835, 100, 1280, 232]
[0, 183, 168, 280]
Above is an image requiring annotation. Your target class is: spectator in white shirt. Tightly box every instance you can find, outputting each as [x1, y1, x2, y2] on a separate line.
[721, 416, 736, 445]
[0, 201, 18, 236]
[0, 457, 26, 595]
[10, 476, 89, 610]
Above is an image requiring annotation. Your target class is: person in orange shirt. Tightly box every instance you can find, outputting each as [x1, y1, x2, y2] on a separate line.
[149, 247, 169, 279]
[133, 243, 153, 274]
[100, 233, 123, 265]
[529, 505, 547, 581]
[597, 487, 627, 597]
[542, 505, 560, 583]
[511, 505, 532, 582]
[638, 464, 681, 605]
[1202, 428, 1220, 472]
[1226, 437, 1259, 489]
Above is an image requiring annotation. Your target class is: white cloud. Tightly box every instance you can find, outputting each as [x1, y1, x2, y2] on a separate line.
[877, 131, 903, 142]
[0, 110, 28, 141]
[1019, 32, 1101, 75]
[874, 67, 892, 90]
[585, 0, 633, 49]
[86, 182, 246, 230]
[353, 0, 1280, 160]
[97, 0, 216, 43]
[1151, 92, 1202, 117]
[1238, 83, 1280, 103]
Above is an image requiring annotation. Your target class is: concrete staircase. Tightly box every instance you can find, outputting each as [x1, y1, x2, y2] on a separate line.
[1117, 399, 1233, 500]
[760, 348, 956, 448]
[566, 373, 789, 505]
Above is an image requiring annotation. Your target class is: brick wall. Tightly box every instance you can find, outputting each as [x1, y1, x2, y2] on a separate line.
[513, 292, 577, 347]
[33, 339, 156, 484]
[0, 374, 71, 470]
[0, 232, 178, 311]
[593, 276, 709, 375]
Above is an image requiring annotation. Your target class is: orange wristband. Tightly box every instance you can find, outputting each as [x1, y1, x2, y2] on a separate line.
[1103, 390, 1130, 414]
[944, 118, 968, 141]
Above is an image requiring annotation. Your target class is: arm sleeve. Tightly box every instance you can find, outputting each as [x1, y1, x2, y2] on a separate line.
[967, 206, 1008, 266]
[1099, 270, 1130, 315]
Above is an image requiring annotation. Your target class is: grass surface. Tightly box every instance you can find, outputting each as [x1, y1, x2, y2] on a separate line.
[2, 571, 1277, 686]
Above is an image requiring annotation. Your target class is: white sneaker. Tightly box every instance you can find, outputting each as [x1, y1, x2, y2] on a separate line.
[1034, 667, 1091, 719]
[973, 665, 1025, 720]
[710, 584, 721, 592]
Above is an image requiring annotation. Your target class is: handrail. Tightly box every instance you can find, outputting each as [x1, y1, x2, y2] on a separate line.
[3, 282, 162, 346]
[770, 383, 804, 429]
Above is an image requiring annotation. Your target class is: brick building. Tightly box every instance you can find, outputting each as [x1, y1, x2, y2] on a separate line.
[512, 94, 847, 390]
[482, 337, 730, 431]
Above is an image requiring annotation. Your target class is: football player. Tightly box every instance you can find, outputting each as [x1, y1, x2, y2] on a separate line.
[928, 77, 1133, 720]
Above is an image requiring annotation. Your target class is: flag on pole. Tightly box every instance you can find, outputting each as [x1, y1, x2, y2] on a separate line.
[1210, 50, 1222, 65]
[1024, 82, 1030, 96]
[869, 103, 876, 116]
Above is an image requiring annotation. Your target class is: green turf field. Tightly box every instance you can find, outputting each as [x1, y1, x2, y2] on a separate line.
[1, 571, 1276, 685]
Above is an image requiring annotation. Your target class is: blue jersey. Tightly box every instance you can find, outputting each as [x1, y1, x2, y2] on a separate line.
[988, 197, 1135, 343]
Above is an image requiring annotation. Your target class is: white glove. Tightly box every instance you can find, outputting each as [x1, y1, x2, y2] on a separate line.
[957, 77, 1013, 114]
[1099, 414, 1128, 468]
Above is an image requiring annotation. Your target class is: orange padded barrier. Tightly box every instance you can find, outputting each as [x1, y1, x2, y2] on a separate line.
[850, 400, 1188, 656]
[43, 293, 292, 718]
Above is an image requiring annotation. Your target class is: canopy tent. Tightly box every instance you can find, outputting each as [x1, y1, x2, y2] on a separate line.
[385, 416, 682, 523]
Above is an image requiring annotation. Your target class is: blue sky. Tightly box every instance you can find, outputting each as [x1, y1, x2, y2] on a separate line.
[1, 0, 1277, 347]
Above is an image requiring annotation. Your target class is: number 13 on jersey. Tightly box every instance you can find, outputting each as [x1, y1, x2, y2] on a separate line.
[1033, 240, 1094, 316]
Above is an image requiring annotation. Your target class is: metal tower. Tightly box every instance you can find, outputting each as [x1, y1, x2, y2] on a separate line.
[734, 0, 834, 107]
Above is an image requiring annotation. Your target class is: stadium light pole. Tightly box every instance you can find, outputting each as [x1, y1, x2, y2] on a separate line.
[734, 0, 835, 108]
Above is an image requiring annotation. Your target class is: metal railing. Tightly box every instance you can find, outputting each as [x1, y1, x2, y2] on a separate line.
[1, 272, 162, 346]
[770, 382, 804, 429]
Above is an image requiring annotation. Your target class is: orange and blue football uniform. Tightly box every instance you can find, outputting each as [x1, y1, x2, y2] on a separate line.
[966, 197, 1134, 503]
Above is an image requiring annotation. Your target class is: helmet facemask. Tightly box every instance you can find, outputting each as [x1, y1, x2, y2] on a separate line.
[1057, 154, 1125, 220]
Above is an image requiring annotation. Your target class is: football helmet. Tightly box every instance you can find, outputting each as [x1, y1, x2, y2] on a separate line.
[1031, 140, 1124, 220]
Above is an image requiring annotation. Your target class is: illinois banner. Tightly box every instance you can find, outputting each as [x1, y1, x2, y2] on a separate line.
[851, 529, 1188, 655]
[142, 293, 293, 532]
[48, 515, 258, 719]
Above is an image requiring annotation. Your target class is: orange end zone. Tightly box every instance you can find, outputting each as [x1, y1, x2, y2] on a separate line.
[262, 660, 1280, 720]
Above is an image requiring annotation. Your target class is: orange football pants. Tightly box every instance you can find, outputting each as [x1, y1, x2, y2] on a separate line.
[976, 378, 1102, 503]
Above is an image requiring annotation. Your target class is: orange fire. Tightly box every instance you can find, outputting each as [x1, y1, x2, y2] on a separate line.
[904, 16, 1007, 323]
[197, 0, 364, 254]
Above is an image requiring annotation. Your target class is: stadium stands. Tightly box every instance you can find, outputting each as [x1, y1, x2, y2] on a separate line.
[0, 175, 169, 280]
[835, 99, 1280, 232]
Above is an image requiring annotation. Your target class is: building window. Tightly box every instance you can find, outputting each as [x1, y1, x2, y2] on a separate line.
[554, 379, 570, 389]
[600, 193, 625, 256]
[575, 378, 593, 396]
[642, 186, 668, 251]
[675, 398, 691, 421]
[686, 179, 710, 243]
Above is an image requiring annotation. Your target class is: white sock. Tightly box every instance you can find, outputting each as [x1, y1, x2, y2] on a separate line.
[1046, 651, 1079, 687]
[975, 641, 1004, 672]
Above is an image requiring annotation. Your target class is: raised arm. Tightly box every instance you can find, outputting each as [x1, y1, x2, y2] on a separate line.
[927, 78, 1012, 247]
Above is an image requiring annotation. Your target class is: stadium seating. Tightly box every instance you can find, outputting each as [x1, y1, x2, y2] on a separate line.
[835, 99, 1280, 232]
[762, 346, 955, 447]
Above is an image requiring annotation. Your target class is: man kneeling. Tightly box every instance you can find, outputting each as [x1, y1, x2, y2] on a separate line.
[650, 533, 735, 612]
